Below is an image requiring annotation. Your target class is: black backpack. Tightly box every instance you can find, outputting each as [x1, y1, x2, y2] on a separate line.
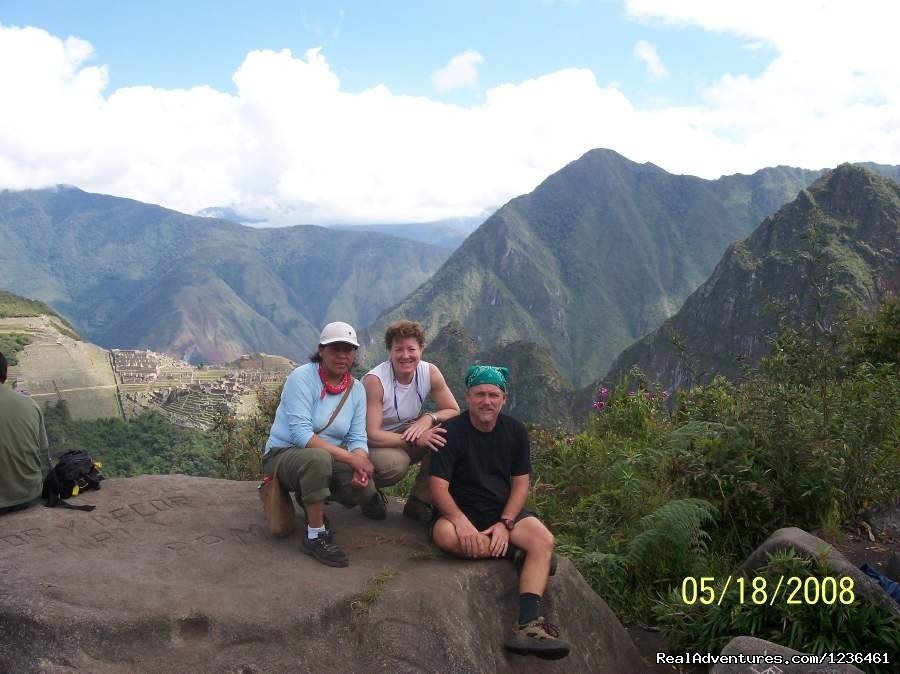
[42, 450, 105, 511]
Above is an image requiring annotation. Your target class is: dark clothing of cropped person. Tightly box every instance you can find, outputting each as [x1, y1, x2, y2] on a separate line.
[0, 352, 50, 514]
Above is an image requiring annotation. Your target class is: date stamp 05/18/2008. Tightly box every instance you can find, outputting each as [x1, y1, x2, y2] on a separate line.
[679, 575, 856, 607]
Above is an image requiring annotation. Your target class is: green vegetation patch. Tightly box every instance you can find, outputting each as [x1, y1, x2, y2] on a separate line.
[0, 332, 32, 365]
[0, 291, 56, 318]
[351, 570, 398, 621]
[0, 290, 79, 338]
[530, 299, 898, 655]
[44, 403, 221, 477]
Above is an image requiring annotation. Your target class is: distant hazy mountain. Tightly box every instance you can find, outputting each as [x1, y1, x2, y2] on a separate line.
[330, 216, 484, 250]
[366, 149, 828, 387]
[606, 164, 900, 390]
[0, 188, 450, 363]
[196, 206, 266, 225]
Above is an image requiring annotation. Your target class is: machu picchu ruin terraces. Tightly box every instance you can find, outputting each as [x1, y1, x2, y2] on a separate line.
[3, 316, 294, 429]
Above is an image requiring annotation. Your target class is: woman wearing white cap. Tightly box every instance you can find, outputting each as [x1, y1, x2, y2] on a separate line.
[263, 321, 379, 567]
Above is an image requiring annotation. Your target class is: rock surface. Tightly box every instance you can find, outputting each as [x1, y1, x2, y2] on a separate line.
[740, 527, 900, 619]
[710, 637, 863, 674]
[0, 475, 645, 673]
[866, 499, 900, 540]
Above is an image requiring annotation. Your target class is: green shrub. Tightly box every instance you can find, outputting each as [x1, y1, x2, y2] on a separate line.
[530, 299, 898, 634]
[44, 401, 220, 477]
[592, 373, 671, 442]
[0, 332, 32, 365]
[840, 297, 899, 369]
[674, 375, 738, 425]
[664, 422, 774, 554]
[625, 498, 718, 584]
[213, 384, 282, 480]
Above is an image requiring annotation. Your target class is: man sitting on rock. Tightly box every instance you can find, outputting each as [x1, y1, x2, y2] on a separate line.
[429, 364, 570, 659]
[0, 351, 50, 515]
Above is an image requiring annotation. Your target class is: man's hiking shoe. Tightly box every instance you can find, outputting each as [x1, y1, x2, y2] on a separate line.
[301, 530, 348, 567]
[504, 617, 570, 659]
[362, 489, 387, 520]
[512, 548, 558, 577]
[402, 494, 435, 526]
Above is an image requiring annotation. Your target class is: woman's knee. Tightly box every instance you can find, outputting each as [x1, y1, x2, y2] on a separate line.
[285, 447, 333, 494]
[371, 448, 411, 487]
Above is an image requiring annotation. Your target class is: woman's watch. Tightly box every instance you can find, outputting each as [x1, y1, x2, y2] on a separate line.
[501, 517, 515, 531]
[427, 412, 438, 426]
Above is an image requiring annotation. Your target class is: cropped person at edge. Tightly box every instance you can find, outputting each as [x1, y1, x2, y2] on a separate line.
[263, 321, 381, 568]
[0, 351, 50, 515]
[363, 320, 460, 524]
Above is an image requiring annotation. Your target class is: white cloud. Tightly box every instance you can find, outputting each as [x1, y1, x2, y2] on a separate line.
[623, 0, 900, 171]
[0, 8, 899, 226]
[431, 50, 484, 92]
[633, 40, 669, 79]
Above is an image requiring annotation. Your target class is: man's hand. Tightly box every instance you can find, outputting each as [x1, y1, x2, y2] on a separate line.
[411, 426, 447, 451]
[481, 522, 510, 558]
[453, 517, 483, 558]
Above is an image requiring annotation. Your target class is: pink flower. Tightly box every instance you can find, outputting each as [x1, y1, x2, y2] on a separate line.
[593, 400, 607, 411]
[597, 386, 610, 399]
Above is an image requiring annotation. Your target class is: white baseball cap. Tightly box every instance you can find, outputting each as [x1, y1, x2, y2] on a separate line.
[318, 321, 359, 348]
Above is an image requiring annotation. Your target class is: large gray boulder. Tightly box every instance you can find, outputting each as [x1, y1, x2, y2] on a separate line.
[0, 475, 645, 673]
[740, 527, 900, 619]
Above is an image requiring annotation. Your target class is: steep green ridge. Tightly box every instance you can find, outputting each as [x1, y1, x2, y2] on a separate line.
[365, 150, 824, 386]
[0, 188, 450, 363]
[606, 165, 900, 390]
[0, 290, 79, 337]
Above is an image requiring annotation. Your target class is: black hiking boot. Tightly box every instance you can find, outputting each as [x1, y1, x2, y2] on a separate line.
[301, 529, 348, 567]
[361, 489, 387, 520]
[504, 617, 570, 659]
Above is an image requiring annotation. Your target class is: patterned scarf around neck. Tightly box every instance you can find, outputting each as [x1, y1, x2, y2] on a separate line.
[318, 366, 351, 399]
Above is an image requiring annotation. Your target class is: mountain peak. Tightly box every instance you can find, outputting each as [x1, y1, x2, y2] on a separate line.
[368, 152, 829, 388]
[807, 163, 900, 225]
[605, 165, 900, 389]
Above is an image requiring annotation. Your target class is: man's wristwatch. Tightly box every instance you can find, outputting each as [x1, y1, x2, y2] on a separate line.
[501, 517, 515, 531]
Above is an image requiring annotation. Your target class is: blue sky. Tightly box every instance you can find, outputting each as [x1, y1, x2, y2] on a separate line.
[0, 0, 773, 106]
[0, 1, 897, 225]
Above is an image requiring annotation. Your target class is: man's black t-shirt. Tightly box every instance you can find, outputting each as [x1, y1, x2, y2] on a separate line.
[429, 411, 531, 530]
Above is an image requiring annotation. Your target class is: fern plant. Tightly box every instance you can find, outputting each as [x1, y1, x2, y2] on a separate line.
[626, 498, 718, 584]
